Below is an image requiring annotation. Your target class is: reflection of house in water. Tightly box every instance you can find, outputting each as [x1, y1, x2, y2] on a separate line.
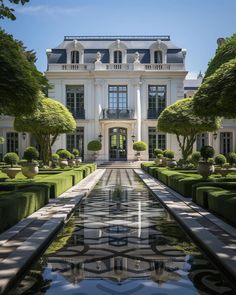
[45, 185, 187, 285]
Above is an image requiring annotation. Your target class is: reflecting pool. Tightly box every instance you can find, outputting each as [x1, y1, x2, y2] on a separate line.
[11, 169, 235, 294]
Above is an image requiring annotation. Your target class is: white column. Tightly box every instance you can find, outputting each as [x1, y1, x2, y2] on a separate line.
[94, 79, 104, 159]
[135, 81, 142, 141]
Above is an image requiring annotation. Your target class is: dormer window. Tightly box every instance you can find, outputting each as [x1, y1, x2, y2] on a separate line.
[154, 50, 163, 64]
[71, 51, 79, 64]
[114, 50, 122, 64]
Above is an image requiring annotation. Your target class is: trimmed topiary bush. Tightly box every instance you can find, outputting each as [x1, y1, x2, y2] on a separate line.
[215, 154, 227, 166]
[133, 141, 147, 152]
[227, 152, 236, 166]
[200, 145, 215, 161]
[23, 146, 39, 162]
[163, 150, 175, 159]
[190, 152, 201, 166]
[72, 148, 80, 157]
[52, 153, 59, 161]
[154, 148, 163, 157]
[57, 149, 71, 159]
[3, 152, 19, 167]
[87, 140, 102, 152]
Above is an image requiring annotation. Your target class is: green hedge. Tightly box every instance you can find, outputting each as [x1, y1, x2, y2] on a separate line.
[0, 186, 49, 233]
[0, 164, 97, 233]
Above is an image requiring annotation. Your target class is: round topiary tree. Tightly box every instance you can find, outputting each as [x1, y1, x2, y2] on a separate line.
[14, 93, 76, 165]
[133, 141, 147, 152]
[57, 149, 71, 159]
[227, 152, 236, 166]
[72, 148, 80, 157]
[23, 146, 39, 162]
[3, 152, 19, 167]
[200, 145, 215, 162]
[215, 154, 227, 166]
[87, 140, 102, 152]
[154, 148, 163, 157]
[163, 150, 175, 159]
[157, 98, 221, 161]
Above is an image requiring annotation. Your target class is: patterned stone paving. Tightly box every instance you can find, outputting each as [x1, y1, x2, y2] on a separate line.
[10, 169, 235, 294]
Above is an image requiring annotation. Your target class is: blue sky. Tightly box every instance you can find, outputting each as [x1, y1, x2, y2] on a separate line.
[1, 0, 236, 78]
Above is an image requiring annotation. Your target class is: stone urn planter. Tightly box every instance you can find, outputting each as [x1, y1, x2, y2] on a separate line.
[59, 159, 68, 169]
[68, 159, 76, 168]
[2, 167, 21, 179]
[167, 159, 177, 169]
[21, 162, 39, 179]
[155, 158, 162, 165]
[136, 152, 141, 161]
[75, 157, 82, 165]
[219, 167, 236, 177]
[197, 161, 215, 179]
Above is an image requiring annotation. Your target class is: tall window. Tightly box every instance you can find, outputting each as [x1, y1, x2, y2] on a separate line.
[148, 85, 166, 119]
[148, 127, 166, 159]
[154, 50, 163, 63]
[108, 86, 127, 110]
[220, 132, 233, 155]
[71, 51, 79, 64]
[196, 133, 209, 151]
[66, 86, 84, 119]
[114, 50, 122, 63]
[6, 132, 18, 153]
[66, 127, 84, 158]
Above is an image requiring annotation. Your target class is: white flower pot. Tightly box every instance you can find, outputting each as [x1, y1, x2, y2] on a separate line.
[2, 167, 21, 179]
[21, 163, 39, 179]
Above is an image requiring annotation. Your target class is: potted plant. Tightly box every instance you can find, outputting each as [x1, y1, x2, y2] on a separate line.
[197, 145, 215, 179]
[68, 153, 76, 167]
[21, 146, 39, 179]
[72, 148, 82, 165]
[56, 149, 71, 168]
[2, 152, 20, 179]
[51, 153, 59, 168]
[214, 154, 226, 176]
[133, 141, 147, 161]
[163, 150, 177, 168]
[87, 140, 102, 161]
[154, 148, 163, 165]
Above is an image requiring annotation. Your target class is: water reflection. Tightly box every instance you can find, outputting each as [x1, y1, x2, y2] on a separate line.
[11, 169, 234, 294]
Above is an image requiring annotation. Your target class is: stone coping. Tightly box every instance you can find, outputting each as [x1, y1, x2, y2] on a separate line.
[0, 169, 105, 295]
[134, 168, 236, 284]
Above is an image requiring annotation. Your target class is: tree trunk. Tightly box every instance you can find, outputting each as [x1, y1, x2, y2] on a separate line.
[176, 134, 196, 161]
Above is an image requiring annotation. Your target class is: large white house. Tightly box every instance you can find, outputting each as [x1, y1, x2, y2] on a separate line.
[0, 35, 236, 161]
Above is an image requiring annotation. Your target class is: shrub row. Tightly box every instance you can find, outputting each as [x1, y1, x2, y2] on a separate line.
[141, 162, 236, 226]
[0, 163, 96, 233]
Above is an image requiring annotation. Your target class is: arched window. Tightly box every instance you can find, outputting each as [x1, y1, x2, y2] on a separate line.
[154, 50, 163, 64]
[71, 51, 79, 64]
[114, 50, 122, 63]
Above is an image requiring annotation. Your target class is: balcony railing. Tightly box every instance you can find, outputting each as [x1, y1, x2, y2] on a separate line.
[47, 63, 185, 72]
[147, 109, 164, 119]
[101, 109, 135, 120]
[69, 108, 85, 119]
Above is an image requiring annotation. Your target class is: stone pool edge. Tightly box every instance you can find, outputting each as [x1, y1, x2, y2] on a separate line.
[134, 168, 236, 285]
[0, 168, 106, 295]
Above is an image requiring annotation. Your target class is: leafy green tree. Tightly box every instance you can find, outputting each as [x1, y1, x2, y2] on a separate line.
[193, 33, 236, 118]
[14, 93, 77, 164]
[193, 58, 236, 118]
[0, 29, 48, 116]
[204, 34, 236, 79]
[157, 98, 221, 160]
[0, 0, 30, 20]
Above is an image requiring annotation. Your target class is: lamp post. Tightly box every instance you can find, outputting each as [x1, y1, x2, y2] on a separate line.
[22, 132, 26, 140]
[98, 133, 103, 142]
[213, 132, 218, 140]
[131, 134, 136, 143]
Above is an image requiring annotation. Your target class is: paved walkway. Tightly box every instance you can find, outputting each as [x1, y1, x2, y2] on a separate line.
[134, 169, 236, 283]
[0, 169, 105, 295]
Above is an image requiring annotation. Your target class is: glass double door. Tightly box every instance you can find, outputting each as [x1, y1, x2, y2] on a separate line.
[109, 128, 127, 160]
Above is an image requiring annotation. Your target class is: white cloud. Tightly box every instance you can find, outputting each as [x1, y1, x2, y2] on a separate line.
[16, 5, 82, 16]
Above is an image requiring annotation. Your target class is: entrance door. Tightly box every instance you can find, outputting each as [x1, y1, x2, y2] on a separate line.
[109, 128, 127, 160]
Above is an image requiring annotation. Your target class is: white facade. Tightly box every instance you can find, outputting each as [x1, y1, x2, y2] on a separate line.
[0, 35, 235, 161]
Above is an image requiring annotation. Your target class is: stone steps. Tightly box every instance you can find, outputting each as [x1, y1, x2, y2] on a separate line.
[98, 161, 141, 169]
